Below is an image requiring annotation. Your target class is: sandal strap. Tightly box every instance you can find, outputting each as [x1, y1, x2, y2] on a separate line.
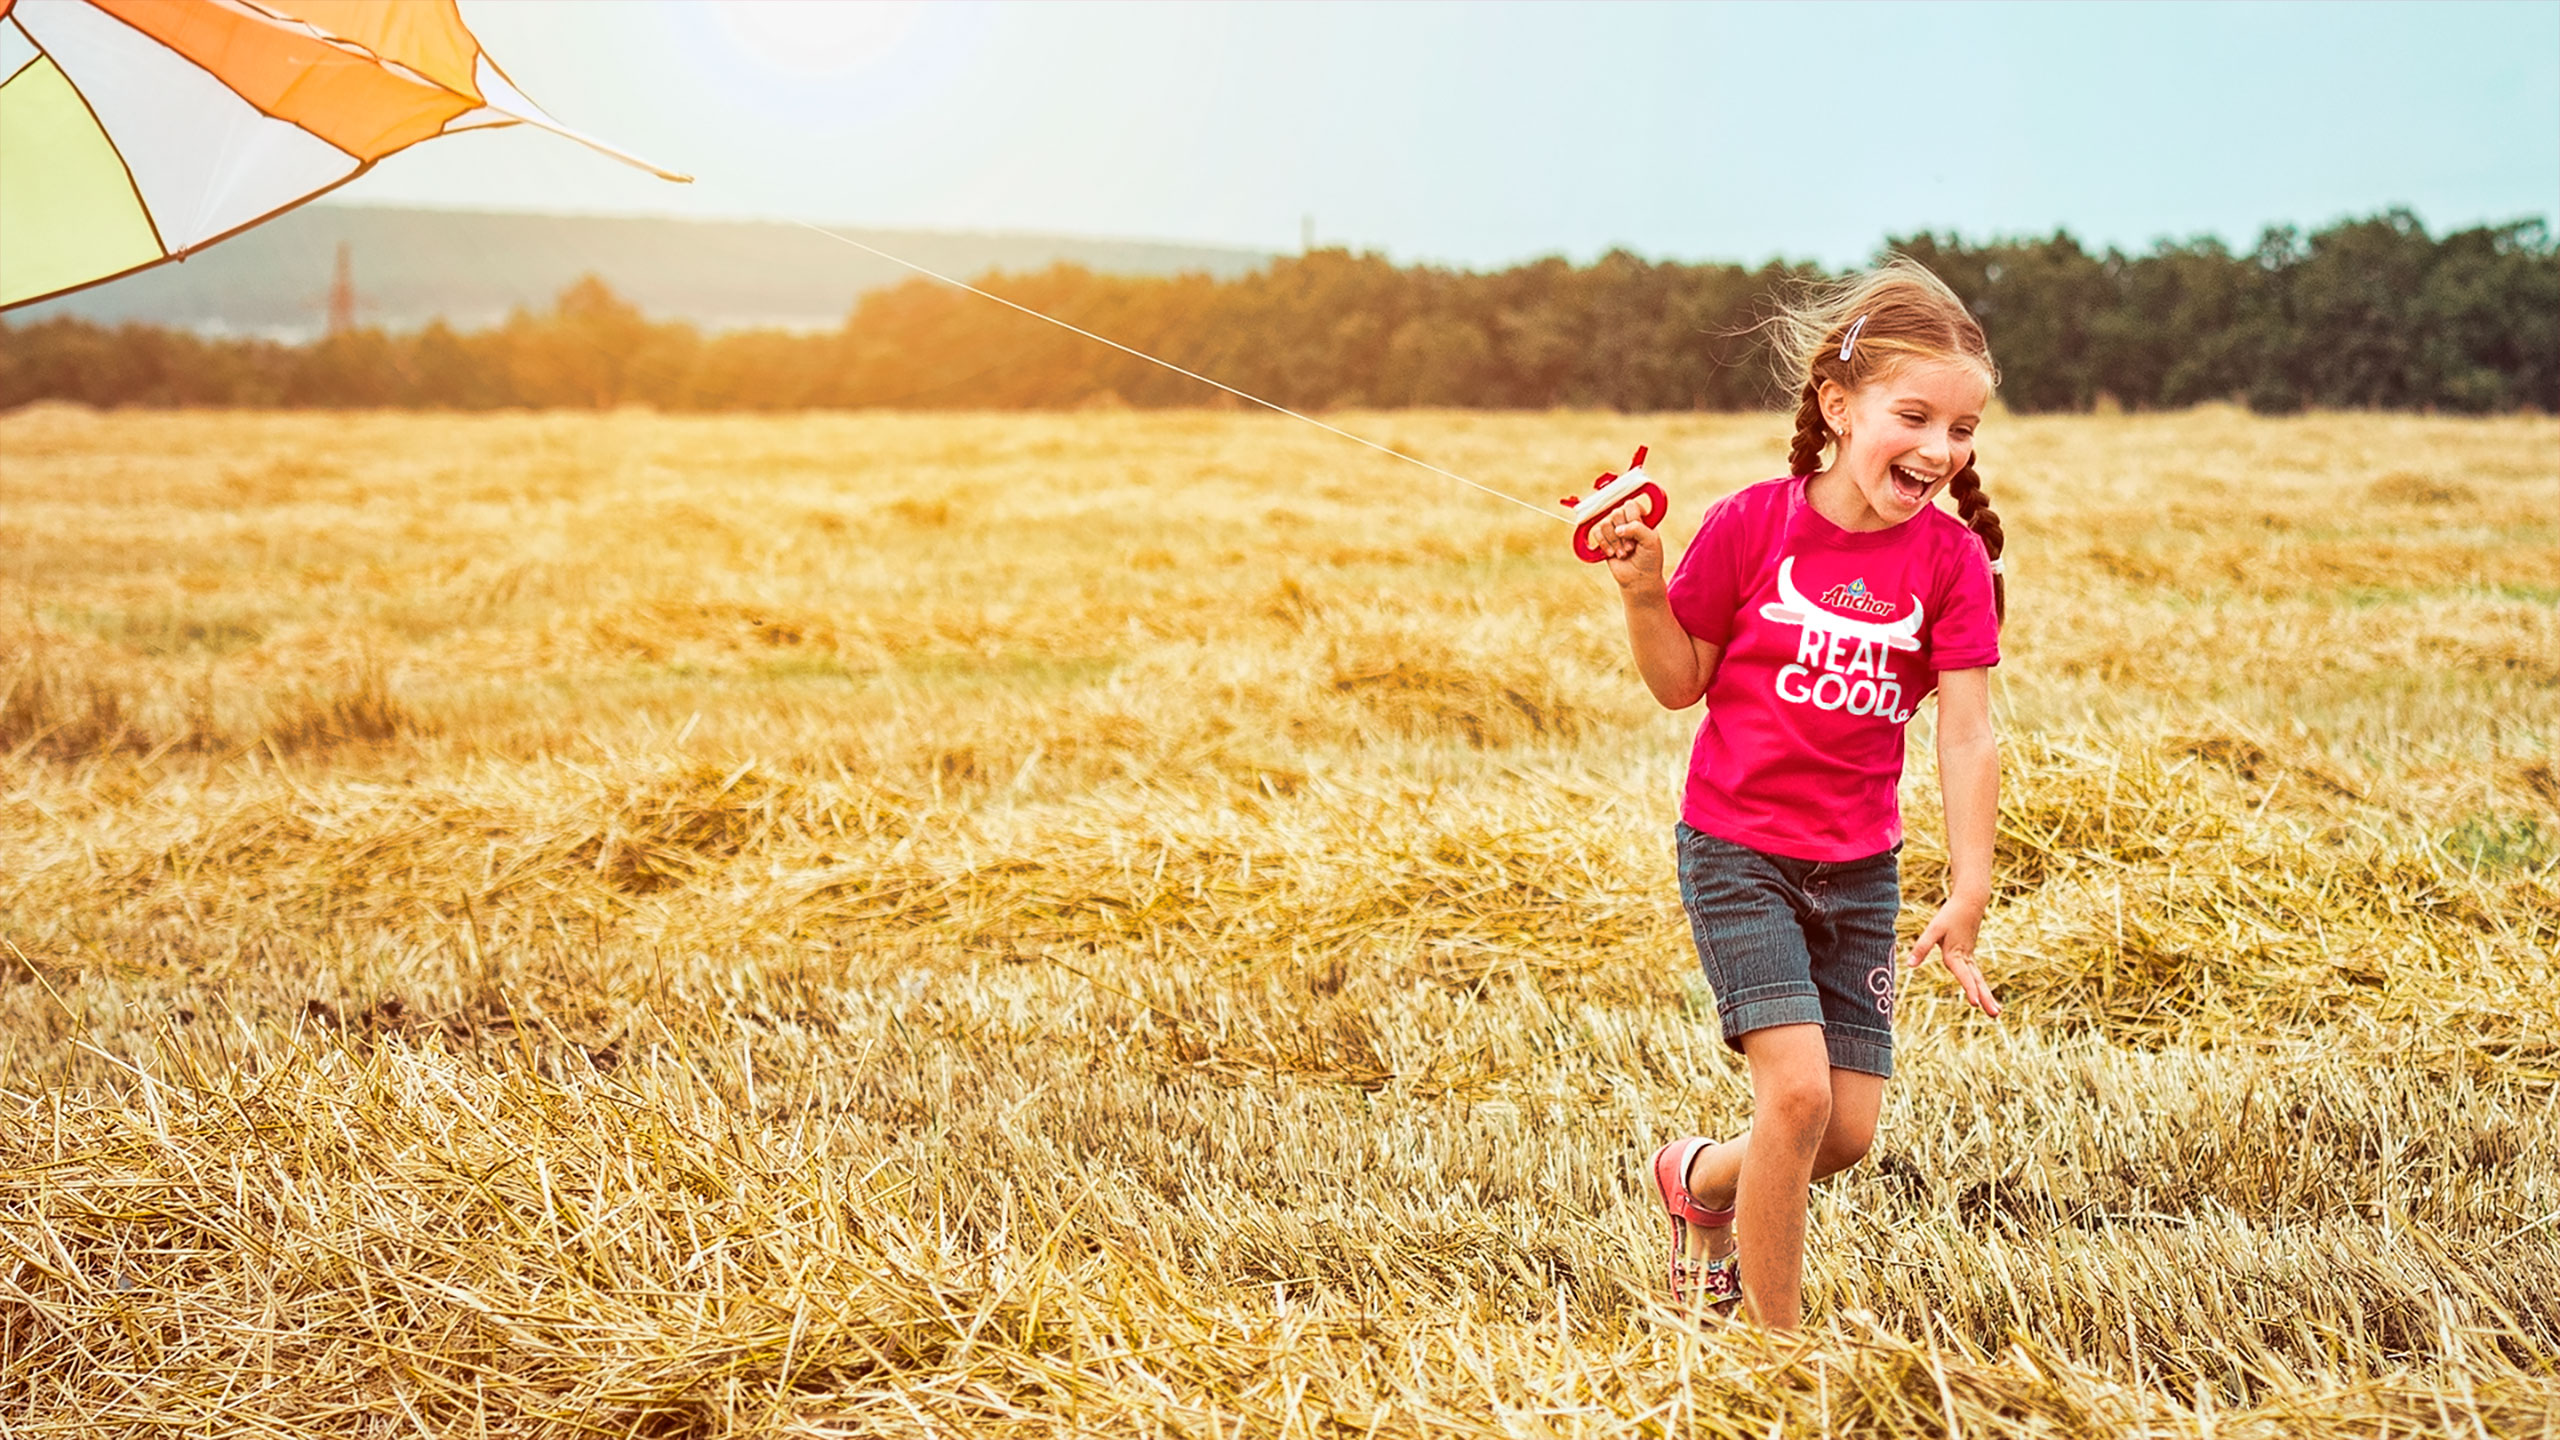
[1651, 1138, 1738, 1227]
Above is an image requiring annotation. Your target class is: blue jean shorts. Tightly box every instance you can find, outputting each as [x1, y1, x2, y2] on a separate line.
[1675, 822, 1901, 1077]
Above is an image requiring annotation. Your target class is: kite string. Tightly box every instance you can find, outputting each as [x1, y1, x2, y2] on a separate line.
[786, 219, 1570, 525]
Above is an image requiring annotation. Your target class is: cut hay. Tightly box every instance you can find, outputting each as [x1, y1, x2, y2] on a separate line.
[3, 407, 2556, 1435]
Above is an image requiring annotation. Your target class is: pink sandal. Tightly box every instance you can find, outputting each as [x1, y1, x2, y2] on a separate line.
[1649, 1138, 1742, 1307]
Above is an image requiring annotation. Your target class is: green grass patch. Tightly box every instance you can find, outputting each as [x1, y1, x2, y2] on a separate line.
[48, 605, 270, 656]
[2445, 815, 2557, 872]
[2330, 582, 2560, 608]
[892, 649, 1123, 694]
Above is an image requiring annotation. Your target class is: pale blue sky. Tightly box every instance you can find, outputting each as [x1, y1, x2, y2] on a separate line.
[352, 1, 2560, 268]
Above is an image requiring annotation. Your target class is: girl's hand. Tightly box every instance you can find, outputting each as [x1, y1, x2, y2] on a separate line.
[1909, 897, 2001, 1018]
[1601, 507, 1663, 589]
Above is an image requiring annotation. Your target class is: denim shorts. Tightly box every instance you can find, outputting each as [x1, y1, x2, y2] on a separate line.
[1675, 823, 1901, 1077]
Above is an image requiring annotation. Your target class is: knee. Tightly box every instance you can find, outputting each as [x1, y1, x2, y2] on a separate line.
[1759, 1072, 1834, 1143]
[1813, 1119, 1875, 1179]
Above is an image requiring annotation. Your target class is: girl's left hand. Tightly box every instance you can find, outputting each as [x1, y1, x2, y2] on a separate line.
[1909, 899, 2001, 1018]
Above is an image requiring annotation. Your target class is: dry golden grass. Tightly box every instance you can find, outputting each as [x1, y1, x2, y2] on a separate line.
[1, 403, 2555, 1437]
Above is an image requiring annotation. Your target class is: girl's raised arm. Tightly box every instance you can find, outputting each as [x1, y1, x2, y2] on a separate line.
[1602, 511, 1723, 709]
[1911, 667, 2001, 1017]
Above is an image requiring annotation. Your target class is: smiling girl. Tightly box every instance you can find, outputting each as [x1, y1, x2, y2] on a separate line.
[1600, 259, 2007, 1328]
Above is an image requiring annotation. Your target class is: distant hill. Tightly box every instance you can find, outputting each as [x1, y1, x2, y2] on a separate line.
[6, 205, 1278, 339]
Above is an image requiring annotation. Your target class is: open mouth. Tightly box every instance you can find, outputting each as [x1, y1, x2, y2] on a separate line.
[1889, 464, 1936, 502]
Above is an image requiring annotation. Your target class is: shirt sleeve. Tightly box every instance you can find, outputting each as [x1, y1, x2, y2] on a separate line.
[1665, 493, 1749, 647]
[1929, 526, 2001, 672]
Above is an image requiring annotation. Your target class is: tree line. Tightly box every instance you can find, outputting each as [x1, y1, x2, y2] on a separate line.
[2, 208, 2549, 415]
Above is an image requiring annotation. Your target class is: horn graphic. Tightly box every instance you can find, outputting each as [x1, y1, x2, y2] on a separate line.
[1774, 555, 1813, 611]
[1757, 557, 1925, 652]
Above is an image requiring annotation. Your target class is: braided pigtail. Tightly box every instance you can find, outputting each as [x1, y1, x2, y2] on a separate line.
[1786, 380, 1828, 478]
[1947, 454, 2006, 624]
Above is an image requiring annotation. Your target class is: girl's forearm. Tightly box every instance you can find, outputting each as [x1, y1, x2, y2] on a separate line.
[1620, 580, 1715, 709]
[1938, 726, 1999, 904]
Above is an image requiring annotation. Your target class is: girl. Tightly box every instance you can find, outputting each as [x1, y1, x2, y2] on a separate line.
[1602, 259, 2007, 1329]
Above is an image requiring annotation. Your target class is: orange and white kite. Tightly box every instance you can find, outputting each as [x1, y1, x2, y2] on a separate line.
[0, 0, 686, 309]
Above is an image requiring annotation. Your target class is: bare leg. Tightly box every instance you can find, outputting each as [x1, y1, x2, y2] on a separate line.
[1815, 1068, 1882, 1178]
[1685, 1062, 1881, 1235]
[1726, 1025, 1833, 1328]
[1678, 1040, 1886, 1327]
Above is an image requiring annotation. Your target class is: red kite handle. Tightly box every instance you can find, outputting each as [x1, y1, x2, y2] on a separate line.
[1562, 446, 1664, 562]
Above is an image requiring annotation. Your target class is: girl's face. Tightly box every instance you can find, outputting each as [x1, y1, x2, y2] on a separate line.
[1817, 358, 1990, 529]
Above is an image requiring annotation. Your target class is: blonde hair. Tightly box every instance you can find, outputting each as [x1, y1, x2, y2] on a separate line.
[1769, 257, 2006, 617]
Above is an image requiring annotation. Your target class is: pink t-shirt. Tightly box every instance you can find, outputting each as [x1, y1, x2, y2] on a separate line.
[1665, 476, 2000, 863]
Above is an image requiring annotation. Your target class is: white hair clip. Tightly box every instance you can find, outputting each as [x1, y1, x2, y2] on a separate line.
[1839, 315, 1868, 362]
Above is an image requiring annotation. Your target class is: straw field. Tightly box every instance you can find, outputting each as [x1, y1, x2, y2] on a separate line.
[2, 403, 2554, 1437]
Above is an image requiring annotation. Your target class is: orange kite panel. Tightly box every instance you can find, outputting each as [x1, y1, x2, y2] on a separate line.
[254, 0, 482, 99]
[90, 0, 473, 159]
